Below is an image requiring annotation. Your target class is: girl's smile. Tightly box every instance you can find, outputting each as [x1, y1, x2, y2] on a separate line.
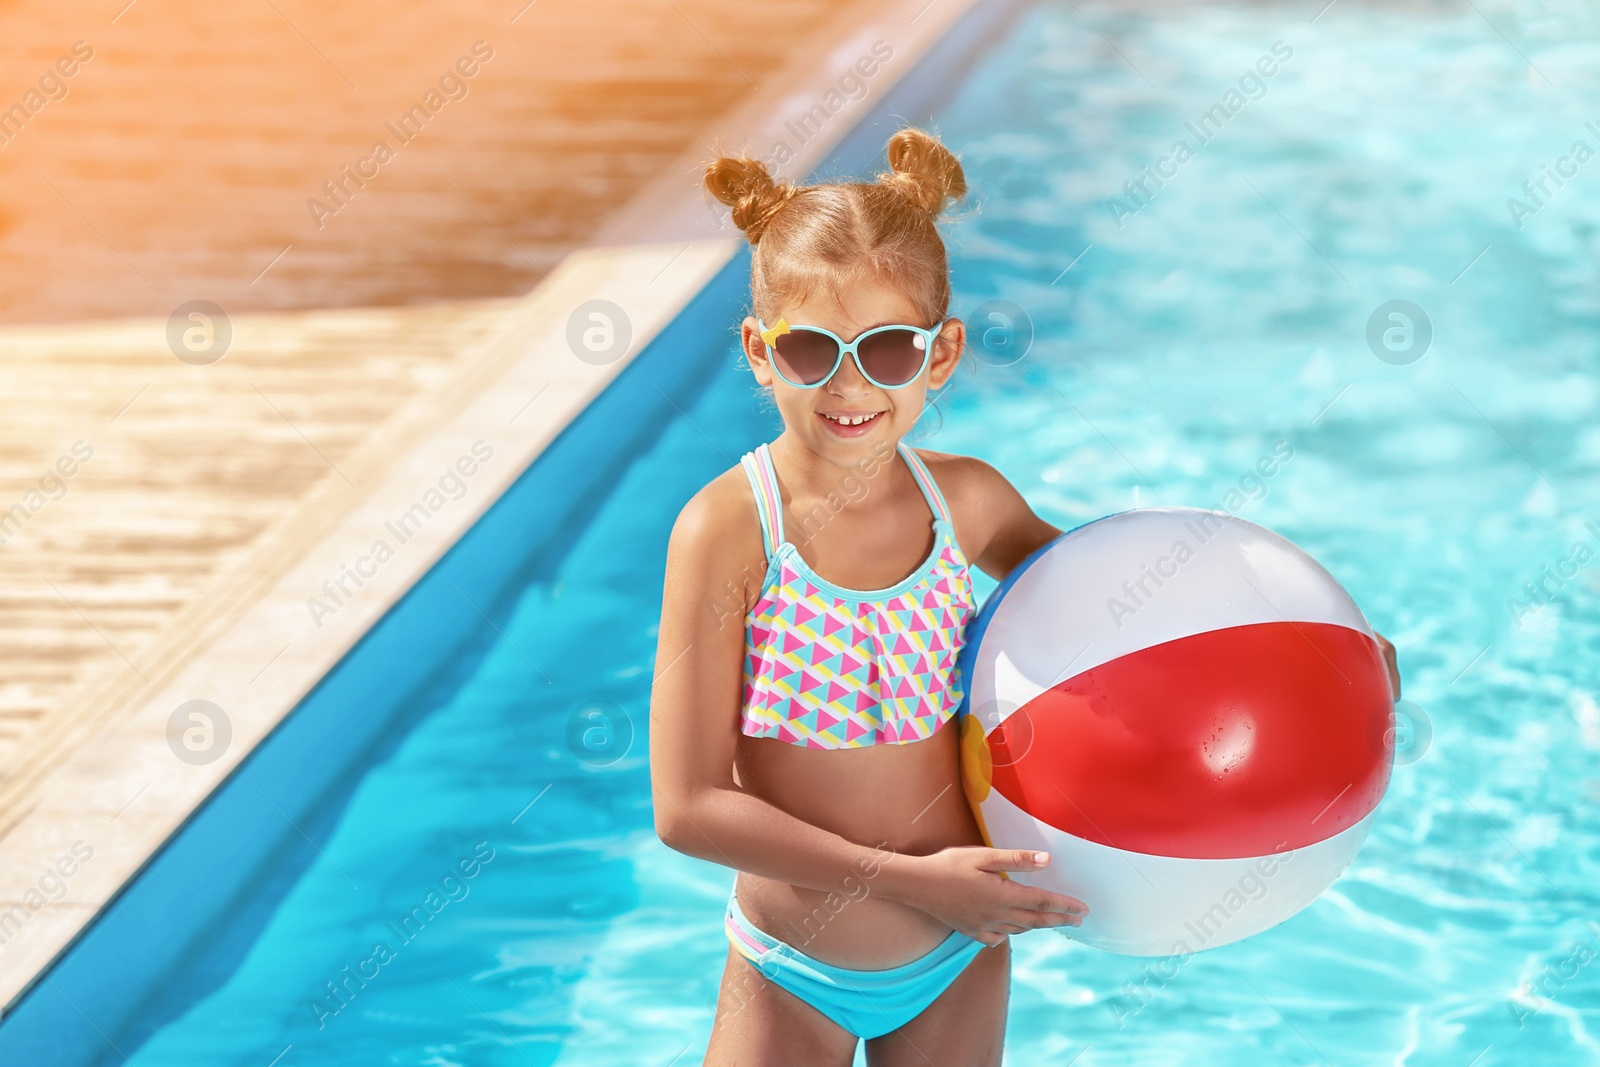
[817, 408, 884, 434]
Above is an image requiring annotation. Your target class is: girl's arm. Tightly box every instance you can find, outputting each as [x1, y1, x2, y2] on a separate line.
[959, 457, 1401, 696]
[960, 456, 1060, 583]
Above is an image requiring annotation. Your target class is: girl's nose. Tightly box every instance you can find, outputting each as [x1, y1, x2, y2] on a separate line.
[826, 351, 872, 395]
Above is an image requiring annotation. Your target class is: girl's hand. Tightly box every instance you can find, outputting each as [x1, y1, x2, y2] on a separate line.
[891, 846, 1088, 947]
[1374, 631, 1401, 699]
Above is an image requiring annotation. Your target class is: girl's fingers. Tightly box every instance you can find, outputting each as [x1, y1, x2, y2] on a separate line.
[1021, 887, 1088, 915]
[1005, 907, 1080, 929]
[977, 848, 1053, 874]
[1002, 910, 1049, 931]
[988, 914, 1079, 940]
[972, 850, 1089, 915]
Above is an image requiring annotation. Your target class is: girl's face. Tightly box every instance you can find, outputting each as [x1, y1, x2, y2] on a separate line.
[740, 274, 965, 464]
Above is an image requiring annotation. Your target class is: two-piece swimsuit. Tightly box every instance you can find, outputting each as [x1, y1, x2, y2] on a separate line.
[722, 438, 986, 1039]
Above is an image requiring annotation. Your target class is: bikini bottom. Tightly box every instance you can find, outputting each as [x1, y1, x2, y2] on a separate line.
[723, 883, 988, 1040]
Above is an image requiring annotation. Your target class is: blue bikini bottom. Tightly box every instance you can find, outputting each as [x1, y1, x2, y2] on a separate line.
[723, 884, 988, 1039]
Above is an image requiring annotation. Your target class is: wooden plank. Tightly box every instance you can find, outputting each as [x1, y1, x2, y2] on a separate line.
[0, 0, 857, 323]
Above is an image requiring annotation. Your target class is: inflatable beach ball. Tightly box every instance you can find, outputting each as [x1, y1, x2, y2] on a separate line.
[956, 507, 1394, 956]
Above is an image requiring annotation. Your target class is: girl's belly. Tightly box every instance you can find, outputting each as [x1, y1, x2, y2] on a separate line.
[730, 720, 984, 968]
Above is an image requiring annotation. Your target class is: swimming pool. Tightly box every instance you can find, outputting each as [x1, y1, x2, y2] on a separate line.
[7, 0, 1599, 1063]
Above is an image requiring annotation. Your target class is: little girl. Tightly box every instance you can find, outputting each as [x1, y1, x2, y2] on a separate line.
[647, 127, 1088, 1066]
[649, 125, 1403, 1065]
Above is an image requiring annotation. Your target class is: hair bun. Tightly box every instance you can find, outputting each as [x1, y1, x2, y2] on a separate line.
[879, 128, 967, 217]
[704, 155, 800, 243]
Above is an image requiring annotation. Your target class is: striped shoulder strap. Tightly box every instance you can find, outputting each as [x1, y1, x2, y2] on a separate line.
[738, 442, 785, 558]
[897, 441, 953, 525]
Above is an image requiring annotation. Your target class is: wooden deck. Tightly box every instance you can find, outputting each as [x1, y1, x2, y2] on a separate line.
[0, 298, 523, 776]
[0, 0, 847, 323]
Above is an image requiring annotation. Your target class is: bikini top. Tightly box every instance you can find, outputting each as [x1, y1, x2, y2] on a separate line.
[737, 440, 976, 749]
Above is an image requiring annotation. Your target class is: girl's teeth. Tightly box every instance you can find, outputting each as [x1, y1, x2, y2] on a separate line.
[825, 412, 877, 426]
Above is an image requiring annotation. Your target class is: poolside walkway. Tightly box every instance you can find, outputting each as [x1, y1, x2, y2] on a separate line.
[0, 0, 882, 814]
[0, 0, 982, 1015]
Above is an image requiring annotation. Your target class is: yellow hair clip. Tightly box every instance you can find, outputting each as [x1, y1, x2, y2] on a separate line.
[759, 318, 790, 348]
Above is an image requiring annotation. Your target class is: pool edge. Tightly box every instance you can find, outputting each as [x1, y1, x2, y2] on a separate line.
[0, 0, 1014, 1036]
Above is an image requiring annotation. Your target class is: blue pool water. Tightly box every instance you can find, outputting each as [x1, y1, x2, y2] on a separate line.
[31, 1, 1600, 1063]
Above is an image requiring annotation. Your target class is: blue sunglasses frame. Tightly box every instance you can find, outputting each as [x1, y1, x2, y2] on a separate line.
[756, 318, 947, 390]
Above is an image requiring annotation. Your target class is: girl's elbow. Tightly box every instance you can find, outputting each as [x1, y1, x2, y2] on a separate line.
[654, 786, 722, 856]
[652, 791, 700, 853]
[654, 810, 686, 851]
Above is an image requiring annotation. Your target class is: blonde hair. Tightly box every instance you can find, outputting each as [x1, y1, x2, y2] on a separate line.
[703, 128, 968, 326]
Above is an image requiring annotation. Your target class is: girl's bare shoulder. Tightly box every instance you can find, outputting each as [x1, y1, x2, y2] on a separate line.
[907, 447, 1057, 579]
[903, 446, 1014, 515]
[670, 462, 762, 555]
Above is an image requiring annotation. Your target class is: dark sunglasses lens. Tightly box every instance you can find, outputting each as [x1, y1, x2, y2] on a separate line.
[856, 328, 929, 386]
[772, 330, 840, 385]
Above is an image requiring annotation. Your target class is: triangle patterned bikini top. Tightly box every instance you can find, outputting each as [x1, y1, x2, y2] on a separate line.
[736, 440, 977, 749]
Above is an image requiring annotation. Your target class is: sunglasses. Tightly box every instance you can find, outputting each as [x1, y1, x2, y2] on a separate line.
[756, 317, 946, 390]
